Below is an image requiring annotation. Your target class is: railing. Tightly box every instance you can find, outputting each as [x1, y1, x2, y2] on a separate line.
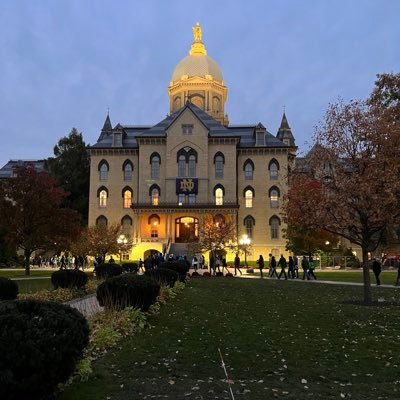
[131, 202, 239, 210]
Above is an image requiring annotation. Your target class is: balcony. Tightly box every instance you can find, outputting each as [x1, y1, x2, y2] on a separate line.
[130, 202, 239, 213]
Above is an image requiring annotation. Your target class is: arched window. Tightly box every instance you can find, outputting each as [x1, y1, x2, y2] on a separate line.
[245, 190, 253, 208]
[123, 160, 133, 181]
[269, 159, 279, 180]
[150, 153, 160, 179]
[149, 184, 160, 205]
[188, 155, 196, 177]
[269, 216, 281, 239]
[244, 159, 254, 180]
[98, 160, 109, 181]
[97, 186, 109, 208]
[244, 215, 255, 239]
[214, 152, 225, 178]
[96, 215, 107, 227]
[121, 215, 132, 235]
[214, 185, 224, 206]
[122, 187, 132, 209]
[149, 214, 160, 238]
[269, 186, 280, 208]
[178, 155, 186, 177]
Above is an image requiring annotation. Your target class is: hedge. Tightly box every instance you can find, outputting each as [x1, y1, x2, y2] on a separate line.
[51, 269, 88, 289]
[0, 277, 18, 300]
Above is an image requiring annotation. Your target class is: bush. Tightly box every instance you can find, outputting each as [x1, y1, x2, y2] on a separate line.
[94, 263, 123, 279]
[191, 271, 200, 277]
[159, 261, 190, 281]
[216, 271, 224, 277]
[122, 262, 139, 273]
[51, 269, 88, 289]
[203, 271, 211, 277]
[226, 272, 234, 277]
[0, 300, 89, 400]
[0, 277, 18, 300]
[18, 288, 81, 303]
[96, 273, 160, 311]
[144, 268, 179, 287]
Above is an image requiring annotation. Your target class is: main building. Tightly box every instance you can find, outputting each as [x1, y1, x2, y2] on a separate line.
[88, 23, 297, 262]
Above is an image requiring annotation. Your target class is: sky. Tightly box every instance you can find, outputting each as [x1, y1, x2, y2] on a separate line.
[0, 0, 399, 167]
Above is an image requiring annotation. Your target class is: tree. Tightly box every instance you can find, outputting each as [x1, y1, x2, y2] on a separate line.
[0, 166, 81, 275]
[369, 73, 400, 112]
[284, 94, 400, 304]
[77, 224, 133, 261]
[45, 128, 90, 225]
[188, 214, 237, 259]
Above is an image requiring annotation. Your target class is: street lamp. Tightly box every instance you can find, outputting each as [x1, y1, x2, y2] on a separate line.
[117, 234, 128, 263]
[239, 234, 251, 267]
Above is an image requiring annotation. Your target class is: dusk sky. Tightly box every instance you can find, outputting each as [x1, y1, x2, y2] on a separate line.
[0, 0, 399, 168]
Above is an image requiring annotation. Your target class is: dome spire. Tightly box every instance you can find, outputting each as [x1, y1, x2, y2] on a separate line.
[189, 22, 207, 56]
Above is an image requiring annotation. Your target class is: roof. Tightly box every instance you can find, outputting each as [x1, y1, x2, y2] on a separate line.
[0, 159, 45, 179]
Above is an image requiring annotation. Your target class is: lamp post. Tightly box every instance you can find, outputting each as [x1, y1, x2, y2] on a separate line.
[325, 241, 330, 268]
[239, 234, 251, 267]
[117, 234, 128, 263]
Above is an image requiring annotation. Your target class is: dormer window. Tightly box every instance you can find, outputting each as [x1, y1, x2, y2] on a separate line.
[113, 133, 122, 147]
[256, 131, 265, 146]
[182, 124, 193, 135]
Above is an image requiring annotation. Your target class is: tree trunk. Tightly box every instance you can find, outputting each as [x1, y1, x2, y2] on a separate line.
[24, 249, 32, 276]
[362, 248, 372, 304]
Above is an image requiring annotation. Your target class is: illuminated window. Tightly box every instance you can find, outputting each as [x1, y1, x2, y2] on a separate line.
[245, 190, 253, 208]
[123, 161, 133, 181]
[99, 190, 107, 207]
[99, 162, 108, 181]
[215, 187, 224, 205]
[123, 190, 132, 209]
[150, 154, 160, 179]
[151, 188, 159, 205]
[150, 216, 159, 237]
[270, 216, 280, 239]
[269, 160, 279, 180]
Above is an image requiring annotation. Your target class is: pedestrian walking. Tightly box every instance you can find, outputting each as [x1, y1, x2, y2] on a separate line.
[215, 255, 221, 273]
[372, 258, 381, 286]
[395, 258, 400, 286]
[278, 255, 288, 280]
[139, 258, 144, 272]
[288, 256, 295, 279]
[293, 255, 299, 278]
[301, 256, 310, 280]
[221, 257, 229, 274]
[192, 256, 198, 271]
[308, 256, 317, 280]
[257, 255, 264, 278]
[234, 253, 242, 276]
[269, 255, 279, 278]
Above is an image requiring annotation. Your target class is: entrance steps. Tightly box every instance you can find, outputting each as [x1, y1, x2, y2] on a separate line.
[168, 243, 192, 260]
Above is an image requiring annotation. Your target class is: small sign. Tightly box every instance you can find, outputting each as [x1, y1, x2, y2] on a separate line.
[176, 178, 198, 194]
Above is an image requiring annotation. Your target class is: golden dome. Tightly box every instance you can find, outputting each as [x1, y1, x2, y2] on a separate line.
[171, 23, 223, 83]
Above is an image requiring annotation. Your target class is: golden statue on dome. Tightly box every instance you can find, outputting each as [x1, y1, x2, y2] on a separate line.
[193, 22, 202, 42]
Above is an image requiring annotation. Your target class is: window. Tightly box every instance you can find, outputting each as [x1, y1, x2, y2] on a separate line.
[178, 155, 186, 177]
[149, 215, 159, 237]
[256, 131, 265, 146]
[96, 215, 107, 227]
[121, 215, 132, 235]
[245, 190, 253, 208]
[269, 160, 279, 180]
[99, 190, 107, 207]
[244, 216, 255, 239]
[99, 161, 109, 181]
[123, 189, 132, 209]
[244, 160, 254, 180]
[188, 194, 196, 204]
[150, 153, 160, 179]
[215, 187, 224, 205]
[270, 216, 280, 239]
[188, 155, 196, 177]
[123, 161, 133, 181]
[214, 153, 224, 178]
[178, 193, 185, 205]
[182, 124, 193, 135]
[269, 186, 280, 208]
[151, 188, 159, 205]
[114, 133, 122, 147]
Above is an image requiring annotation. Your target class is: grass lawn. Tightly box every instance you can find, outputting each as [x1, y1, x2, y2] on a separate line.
[0, 269, 53, 278]
[59, 278, 400, 400]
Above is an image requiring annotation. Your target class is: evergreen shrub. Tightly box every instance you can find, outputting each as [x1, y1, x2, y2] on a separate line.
[191, 271, 200, 277]
[0, 277, 18, 300]
[96, 273, 160, 311]
[51, 269, 88, 289]
[144, 268, 179, 287]
[216, 271, 224, 277]
[0, 300, 89, 400]
[159, 260, 190, 281]
[122, 262, 139, 273]
[225, 272, 234, 277]
[203, 271, 211, 277]
[94, 263, 123, 279]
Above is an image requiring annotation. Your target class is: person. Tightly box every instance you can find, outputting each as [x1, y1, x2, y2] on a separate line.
[269, 255, 279, 278]
[288, 256, 295, 279]
[293, 255, 299, 278]
[192, 256, 198, 271]
[215, 255, 221, 273]
[108, 256, 115, 264]
[308, 256, 317, 279]
[372, 258, 381, 286]
[301, 256, 310, 280]
[234, 253, 242, 276]
[278, 255, 288, 280]
[201, 254, 205, 269]
[139, 258, 144, 272]
[144, 255, 153, 271]
[221, 257, 229, 274]
[395, 258, 400, 286]
[210, 253, 215, 275]
[257, 255, 264, 278]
